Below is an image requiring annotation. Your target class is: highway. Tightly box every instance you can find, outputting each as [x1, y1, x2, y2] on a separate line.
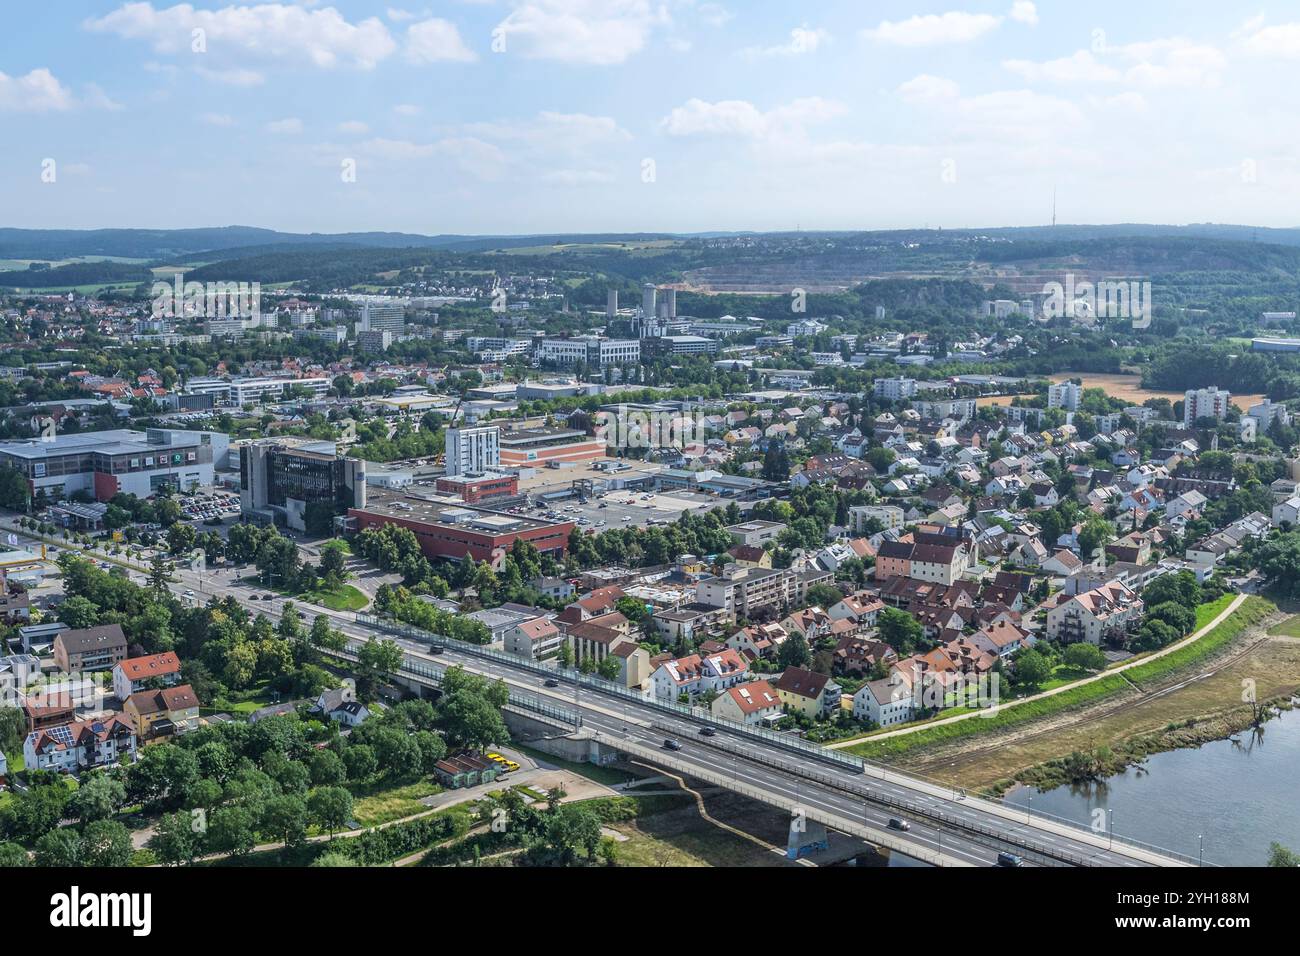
[165, 560, 1196, 868]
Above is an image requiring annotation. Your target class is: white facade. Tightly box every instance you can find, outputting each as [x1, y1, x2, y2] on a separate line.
[1183, 387, 1231, 426]
[445, 425, 501, 477]
[1048, 381, 1083, 412]
[873, 377, 919, 401]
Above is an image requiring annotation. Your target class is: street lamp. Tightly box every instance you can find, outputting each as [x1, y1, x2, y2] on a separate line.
[1108, 808, 1115, 850]
[1198, 834, 1204, 867]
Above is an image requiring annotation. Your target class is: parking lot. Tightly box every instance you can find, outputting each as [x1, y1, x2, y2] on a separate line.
[503, 486, 728, 531]
[178, 488, 241, 523]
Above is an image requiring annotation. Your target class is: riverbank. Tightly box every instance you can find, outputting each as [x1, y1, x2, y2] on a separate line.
[870, 598, 1299, 792]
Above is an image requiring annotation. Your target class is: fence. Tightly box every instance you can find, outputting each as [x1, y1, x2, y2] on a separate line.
[350, 613, 1205, 866]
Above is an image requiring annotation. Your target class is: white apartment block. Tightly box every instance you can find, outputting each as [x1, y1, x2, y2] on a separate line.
[1048, 381, 1083, 412]
[444, 425, 501, 477]
[850, 504, 905, 533]
[1183, 387, 1231, 426]
[873, 377, 919, 401]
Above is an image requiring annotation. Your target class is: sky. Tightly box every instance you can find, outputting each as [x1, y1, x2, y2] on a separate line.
[3, 1, 1300, 235]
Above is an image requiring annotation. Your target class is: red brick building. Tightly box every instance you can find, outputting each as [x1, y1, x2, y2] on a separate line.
[348, 494, 573, 565]
[434, 472, 519, 503]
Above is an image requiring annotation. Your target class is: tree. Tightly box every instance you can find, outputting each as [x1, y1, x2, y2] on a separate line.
[805, 583, 844, 610]
[207, 805, 257, 857]
[0, 842, 28, 867]
[356, 639, 402, 700]
[7, 784, 70, 841]
[81, 820, 133, 867]
[1012, 648, 1052, 690]
[1268, 842, 1300, 867]
[148, 811, 199, 866]
[34, 829, 83, 867]
[56, 595, 100, 630]
[262, 794, 308, 847]
[148, 552, 173, 594]
[341, 744, 377, 781]
[1062, 642, 1107, 672]
[1077, 516, 1115, 561]
[776, 633, 811, 669]
[68, 773, 126, 823]
[307, 787, 354, 838]
[877, 607, 925, 655]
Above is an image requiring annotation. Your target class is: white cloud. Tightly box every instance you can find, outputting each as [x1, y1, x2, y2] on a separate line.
[1005, 39, 1225, 89]
[863, 11, 1001, 47]
[1003, 51, 1121, 84]
[495, 0, 670, 65]
[194, 65, 266, 86]
[338, 120, 369, 134]
[660, 97, 844, 139]
[1238, 20, 1300, 58]
[742, 26, 829, 58]
[265, 117, 303, 134]
[1008, 1, 1038, 26]
[0, 68, 74, 112]
[541, 168, 615, 185]
[405, 17, 477, 63]
[83, 83, 124, 111]
[85, 2, 397, 70]
[696, 3, 732, 28]
[393, 103, 421, 116]
[897, 74, 961, 103]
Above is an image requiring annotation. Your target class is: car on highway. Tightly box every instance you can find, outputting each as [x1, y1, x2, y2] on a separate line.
[698, 727, 716, 737]
[662, 738, 682, 751]
[888, 818, 911, 832]
[544, 678, 560, 688]
[429, 645, 445, 655]
[249, 594, 259, 600]
[996, 852, 1024, 867]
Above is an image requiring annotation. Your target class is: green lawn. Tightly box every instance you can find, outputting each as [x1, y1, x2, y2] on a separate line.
[300, 584, 369, 612]
[348, 777, 442, 827]
[210, 681, 279, 716]
[1194, 593, 1236, 631]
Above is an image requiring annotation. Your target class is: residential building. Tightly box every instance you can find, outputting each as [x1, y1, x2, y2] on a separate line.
[774, 666, 841, 719]
[112, 652, 182, 702]
[1183, 387, 1231, 426]
[53, 624, 127, 673]
[710, 680, 783, 725]
[124, 684, 201, 739]
[651, 649, 750, 701]
[505, 618, 564, 661]
[1046, 582, 1144, 645]
[23, 715, 137, 773]
[1048, 381, 1083, 411]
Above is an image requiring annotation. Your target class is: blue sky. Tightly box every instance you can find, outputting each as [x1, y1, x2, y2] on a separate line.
[3, 2, 1300, 234]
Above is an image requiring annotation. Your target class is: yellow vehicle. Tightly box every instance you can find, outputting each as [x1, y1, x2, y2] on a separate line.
[486, 753, 520, 773]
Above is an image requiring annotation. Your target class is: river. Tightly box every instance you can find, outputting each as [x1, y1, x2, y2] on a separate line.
[1001, 705, 1300, 866]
